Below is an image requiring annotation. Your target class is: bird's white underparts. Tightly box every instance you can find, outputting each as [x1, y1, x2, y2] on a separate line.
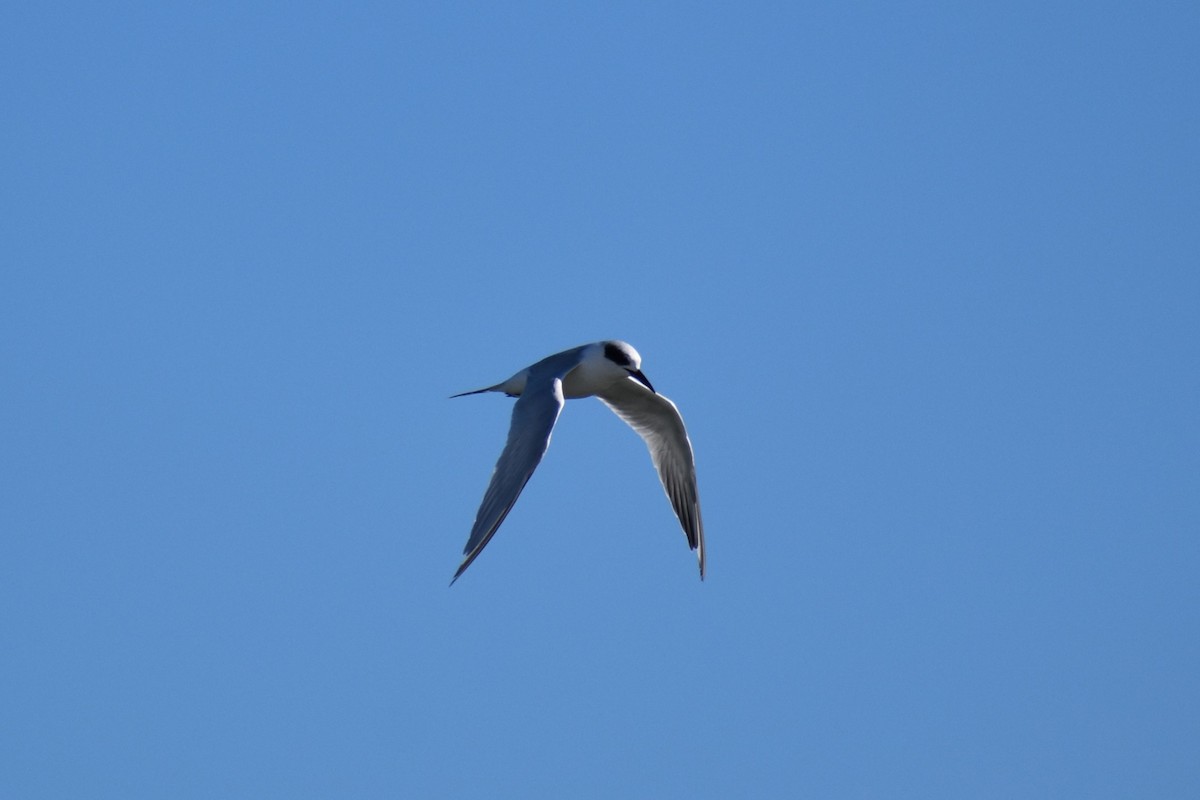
[450, 340, 705, 583]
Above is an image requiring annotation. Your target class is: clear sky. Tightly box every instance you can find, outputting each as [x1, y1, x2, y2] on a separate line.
[3, 3, 1197, 798]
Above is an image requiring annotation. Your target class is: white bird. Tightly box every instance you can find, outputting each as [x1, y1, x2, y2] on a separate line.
[450, 340, 705, 583]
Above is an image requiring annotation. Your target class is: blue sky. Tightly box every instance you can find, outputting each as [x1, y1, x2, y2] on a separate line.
[3, 2, 1197, 797]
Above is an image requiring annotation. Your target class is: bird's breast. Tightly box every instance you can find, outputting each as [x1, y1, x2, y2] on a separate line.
[561, 364, 621, 399]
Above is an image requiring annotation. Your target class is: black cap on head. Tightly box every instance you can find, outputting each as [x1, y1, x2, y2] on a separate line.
[603, 341, 633, 368]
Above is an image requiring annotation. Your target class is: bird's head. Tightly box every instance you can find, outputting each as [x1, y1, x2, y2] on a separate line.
[597, 340, 655, 393]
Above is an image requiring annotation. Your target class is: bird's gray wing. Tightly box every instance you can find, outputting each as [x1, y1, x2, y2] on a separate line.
[452, 376, 565, 582]
[596, 377, 706, 578]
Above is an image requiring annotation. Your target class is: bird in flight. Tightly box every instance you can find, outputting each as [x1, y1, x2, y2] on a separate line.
[450, 340, 705, 583]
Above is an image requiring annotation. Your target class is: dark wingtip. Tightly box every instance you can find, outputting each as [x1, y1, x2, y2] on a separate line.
[450, 546, 483, 584]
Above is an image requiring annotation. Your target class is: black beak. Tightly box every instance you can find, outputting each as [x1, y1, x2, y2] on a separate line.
[629, 369, 656, 394]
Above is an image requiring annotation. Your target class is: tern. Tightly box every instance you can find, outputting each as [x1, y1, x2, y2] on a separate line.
[450, 340, 705, 583]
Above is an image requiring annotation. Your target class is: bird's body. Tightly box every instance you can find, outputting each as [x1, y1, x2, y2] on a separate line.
[450, 341, 705, 582]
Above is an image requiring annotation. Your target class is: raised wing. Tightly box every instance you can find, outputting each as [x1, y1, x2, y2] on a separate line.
[596, 377, 706, 579]
[452, 377, 565, 583]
